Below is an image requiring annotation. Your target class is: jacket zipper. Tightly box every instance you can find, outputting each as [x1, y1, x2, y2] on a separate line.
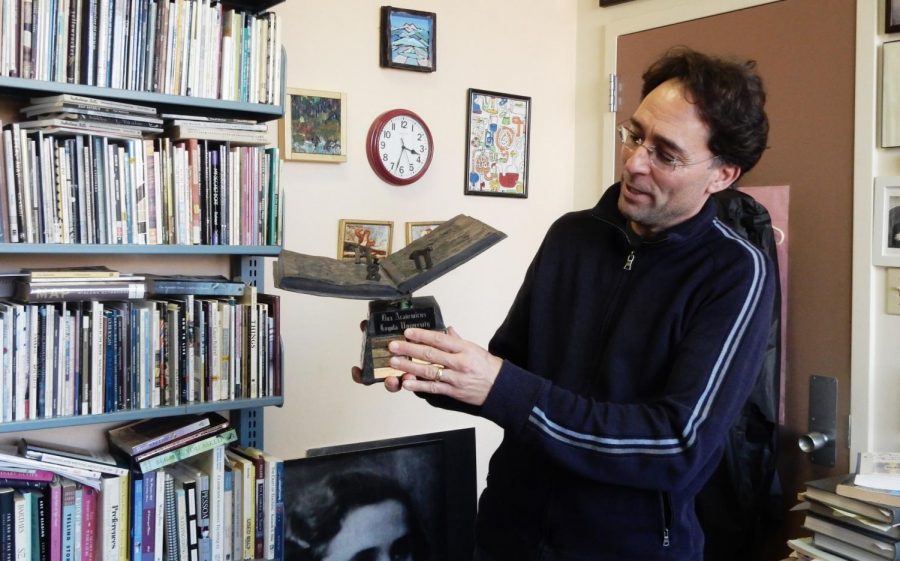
[659, 492, 672, 547]
[623, 250, 635, 270]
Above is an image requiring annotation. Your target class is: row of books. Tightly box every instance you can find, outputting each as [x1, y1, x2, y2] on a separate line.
[0, 118, 283, 247]
[0, 0, 282, 105]
[0, 284, 281, 423]
[787, 455, 900, 561]
[0, 413, 285, 561]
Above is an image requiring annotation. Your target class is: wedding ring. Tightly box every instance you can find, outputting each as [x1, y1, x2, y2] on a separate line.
[434, 365, 444, 383]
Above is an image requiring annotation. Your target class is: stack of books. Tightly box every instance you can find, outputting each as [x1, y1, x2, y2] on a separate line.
[15, 266, 146, 303]
[163, 113, 270, 146]
[787, 454, 900, 561]
[108, 412, 236, 473]
[0, 415, 285, 561]
[18, 94, 164, 138]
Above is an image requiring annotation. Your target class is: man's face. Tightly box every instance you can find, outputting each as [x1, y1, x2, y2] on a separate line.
[618, 79, 740, 237]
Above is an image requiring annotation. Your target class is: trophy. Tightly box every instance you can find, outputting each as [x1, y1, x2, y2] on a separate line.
[273, 214, 506, 384]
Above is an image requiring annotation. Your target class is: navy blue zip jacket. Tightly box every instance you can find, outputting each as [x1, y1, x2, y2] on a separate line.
[470, 184, 775, 560]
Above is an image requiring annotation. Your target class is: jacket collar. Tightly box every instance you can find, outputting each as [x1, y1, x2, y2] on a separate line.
[591, 182, 718, 246]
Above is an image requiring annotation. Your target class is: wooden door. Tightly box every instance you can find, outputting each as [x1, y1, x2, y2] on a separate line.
[614, 1, 855, 557]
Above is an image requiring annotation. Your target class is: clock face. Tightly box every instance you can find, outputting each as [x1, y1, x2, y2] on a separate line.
[366, 109, 434, 185]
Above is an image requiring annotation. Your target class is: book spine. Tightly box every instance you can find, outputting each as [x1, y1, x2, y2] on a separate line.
[36, 490, 49, 561]
[99, 476, 122, 561]
[80, 486, 96, 561]
[272, 460, 283, 561]
[153, 470, 164, 561]
[140, 471, 155, 561]
[163, 473, 177, 561]
[222, 466, 232, 561]
[131, 475, 142, 561]
[49, 480, 61, 561]
[137, 430, 237, 474]
[13, 491, 28, 561]
[61, 482, 75, 561]
[0, 488, 14, 561]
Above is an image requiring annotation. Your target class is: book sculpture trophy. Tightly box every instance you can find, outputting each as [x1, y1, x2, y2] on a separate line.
[274, 215, 506, 384]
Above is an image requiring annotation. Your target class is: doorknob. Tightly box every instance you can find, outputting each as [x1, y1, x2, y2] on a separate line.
[798, 375, 837, 466]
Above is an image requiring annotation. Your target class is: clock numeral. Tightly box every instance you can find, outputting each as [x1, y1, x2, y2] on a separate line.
[417, 133, 423, 141]
[401, 119, 408, 129]
[419, 145, 425, 153]
[383, 131, 392, 139]
[382, 153, 388, 162]
[409, 165, 415, 174]
[380, 141, 386, 149]
[398, 166, 405, 175]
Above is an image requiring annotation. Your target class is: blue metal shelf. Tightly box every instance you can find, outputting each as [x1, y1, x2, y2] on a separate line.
[0, 396, 284, 434]
[0, 244, 282, 255]
[0, 77, 284, 122]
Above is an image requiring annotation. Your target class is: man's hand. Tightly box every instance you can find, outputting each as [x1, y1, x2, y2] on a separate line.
[386, 327, 503, 407]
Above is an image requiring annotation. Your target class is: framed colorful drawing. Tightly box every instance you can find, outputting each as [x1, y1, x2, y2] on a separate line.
[338, 219, 394, 260]
[280, 88, 347, 162]
[465, 88, 530, 198]
[380, 6, 437, 72]
[405, 221, 443, 244]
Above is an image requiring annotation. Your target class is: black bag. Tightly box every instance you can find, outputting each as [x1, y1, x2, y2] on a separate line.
[696, 188, 783, 560]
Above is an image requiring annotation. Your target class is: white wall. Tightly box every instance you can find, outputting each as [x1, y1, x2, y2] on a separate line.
[263, 0, 578, 491]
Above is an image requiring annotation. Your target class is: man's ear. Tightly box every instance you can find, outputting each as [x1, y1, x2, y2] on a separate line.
[707, 161, 742, 195]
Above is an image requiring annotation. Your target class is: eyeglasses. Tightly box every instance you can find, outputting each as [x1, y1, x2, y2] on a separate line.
[616, 124, 719, 173]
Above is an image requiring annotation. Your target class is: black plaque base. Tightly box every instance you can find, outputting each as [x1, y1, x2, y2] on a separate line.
[360, 295, 445, 384]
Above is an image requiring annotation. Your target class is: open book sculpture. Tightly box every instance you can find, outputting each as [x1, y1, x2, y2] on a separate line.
[274, 214, 507, 383]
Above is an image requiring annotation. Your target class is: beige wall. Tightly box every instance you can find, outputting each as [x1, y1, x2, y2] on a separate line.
[263, 0, 578, 488]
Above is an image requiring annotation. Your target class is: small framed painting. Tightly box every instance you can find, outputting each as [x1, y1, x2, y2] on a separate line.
[873, 176, 900, 266]
[889, 0, 900, 33]
[405, 221, 443, 244]
[465, 88, 530, 198]
[380, 6, 436, 72]
[280, 88, 347, 162]
[338, 219, 394, 260]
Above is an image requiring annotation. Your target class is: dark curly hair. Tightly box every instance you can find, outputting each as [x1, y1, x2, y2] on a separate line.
[285, 470, 432, 561]
[641, 47, 769, 175]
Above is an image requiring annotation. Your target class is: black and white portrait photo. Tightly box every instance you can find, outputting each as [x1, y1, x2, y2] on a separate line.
[282, 429, 476, 561]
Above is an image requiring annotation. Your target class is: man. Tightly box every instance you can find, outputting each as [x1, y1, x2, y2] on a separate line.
[355, 47, 774, 561]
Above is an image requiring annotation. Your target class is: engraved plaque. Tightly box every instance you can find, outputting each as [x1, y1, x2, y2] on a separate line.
[360, 296, 445, 384]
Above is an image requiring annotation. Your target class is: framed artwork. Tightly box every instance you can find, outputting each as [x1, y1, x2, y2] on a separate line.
[883, 42, 900, 148]
[284, 429, 477, 561]
[889, 0, 900, 33]
[465, 88, 530, 198]
[279, 88, 347, 162]
[338, 219, 394, 260]
[599, 0, 636, 5]
[405, 221, 443, 244]
[380, 6, 437, 72]
[873, 176, 900, 266]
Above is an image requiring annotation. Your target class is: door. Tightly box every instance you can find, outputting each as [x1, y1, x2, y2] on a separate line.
[614, 1, 855, 558]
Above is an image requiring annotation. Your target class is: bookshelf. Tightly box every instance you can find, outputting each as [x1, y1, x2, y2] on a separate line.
[0, 0, 287, 450]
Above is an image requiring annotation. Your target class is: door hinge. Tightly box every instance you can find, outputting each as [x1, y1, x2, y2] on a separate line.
[608, 73, 619, 113]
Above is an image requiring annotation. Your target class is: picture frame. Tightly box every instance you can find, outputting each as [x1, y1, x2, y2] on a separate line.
[873, 176, 900, 266]
[284, 429, 477, 561]
[465, 88, 530, 198]
[599, 0, 636, 6]
[405, 221, 443, 244]
[279, 88, 347, 162]
[888, 0, 900, 33]
[883, 41, 900, 148]
[338, 219, 394, 260]
[380, 6, 437, 72]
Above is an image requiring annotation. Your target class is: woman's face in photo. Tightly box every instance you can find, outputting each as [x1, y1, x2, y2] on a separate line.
[321, 499, 416, 561]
